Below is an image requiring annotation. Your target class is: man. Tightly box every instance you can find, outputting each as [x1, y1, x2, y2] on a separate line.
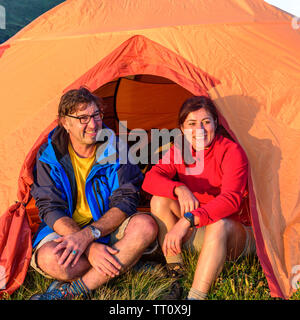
[29, 87, 158, 300]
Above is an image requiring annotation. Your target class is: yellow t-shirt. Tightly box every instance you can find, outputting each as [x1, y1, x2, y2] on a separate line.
[68, 142, 96, 227]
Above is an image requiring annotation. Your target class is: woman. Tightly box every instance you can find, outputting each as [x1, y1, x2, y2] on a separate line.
[142, 96, 255, 300]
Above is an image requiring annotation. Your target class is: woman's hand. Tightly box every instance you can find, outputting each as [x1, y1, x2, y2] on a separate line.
[174, 185, 199, 216]
[163, 218, 191, 256]
[86, 243, 122, 278]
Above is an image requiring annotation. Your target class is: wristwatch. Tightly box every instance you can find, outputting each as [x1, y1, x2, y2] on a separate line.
[183, 212, 195, 227]
[88, 225, 101, 240]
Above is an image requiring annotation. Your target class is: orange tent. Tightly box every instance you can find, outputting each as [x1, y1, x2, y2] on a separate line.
[0, 0, 300, 299]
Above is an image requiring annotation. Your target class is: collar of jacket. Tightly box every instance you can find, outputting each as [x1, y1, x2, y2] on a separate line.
[40, 124, 122, 169]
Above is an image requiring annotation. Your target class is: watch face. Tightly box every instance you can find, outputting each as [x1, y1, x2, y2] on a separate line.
[90, 226, 101, 239]
[184, 212, 194, 227]
[94, 228, 101, 238]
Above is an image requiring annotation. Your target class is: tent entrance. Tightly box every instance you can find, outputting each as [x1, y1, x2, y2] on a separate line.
[63, 35, 220, 134]
[92, 74, 236, 212]
[93, 74, 193, 133]
[93, 74, 194, 211]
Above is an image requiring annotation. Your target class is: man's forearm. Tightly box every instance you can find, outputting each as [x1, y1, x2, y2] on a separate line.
[52, 216, 81, 235]
[91, 207, 128, 237]
[52, 207, 128, 238]
[85, 207, 128, 260]
[51, 208, 129, 265]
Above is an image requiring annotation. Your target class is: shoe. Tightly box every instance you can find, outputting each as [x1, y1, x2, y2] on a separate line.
[133, 260, 160, 272]
[140, 243, 165, 264]
[161, 280, 183, 300]
[29, 281, 90, 300]
[166, 263, 185, 278]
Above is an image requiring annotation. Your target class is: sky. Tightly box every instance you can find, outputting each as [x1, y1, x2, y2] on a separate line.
[264, 0, 300, 17]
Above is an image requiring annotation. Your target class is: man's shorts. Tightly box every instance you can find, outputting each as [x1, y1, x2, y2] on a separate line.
[183, 224, 256, 258]
[30, 212, 158, 279]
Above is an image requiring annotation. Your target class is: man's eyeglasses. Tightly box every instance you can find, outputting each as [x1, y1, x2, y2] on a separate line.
[66, 111, 104, 124]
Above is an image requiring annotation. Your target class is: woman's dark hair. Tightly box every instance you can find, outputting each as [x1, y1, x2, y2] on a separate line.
[58, 86, 104, 119]
[178, 95, 219, 129]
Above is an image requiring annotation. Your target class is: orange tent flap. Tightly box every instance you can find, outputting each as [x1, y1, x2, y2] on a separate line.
[0, 203, 32, 298]
[115, 78, 193, 130]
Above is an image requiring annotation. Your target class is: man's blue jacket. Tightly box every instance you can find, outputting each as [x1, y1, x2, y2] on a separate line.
[31, 125, 143, 248]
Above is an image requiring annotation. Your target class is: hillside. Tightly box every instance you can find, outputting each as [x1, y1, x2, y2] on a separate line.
[0, 0, 64, 44]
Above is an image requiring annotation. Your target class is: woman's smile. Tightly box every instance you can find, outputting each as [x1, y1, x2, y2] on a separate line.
[181, 108, 216, 150]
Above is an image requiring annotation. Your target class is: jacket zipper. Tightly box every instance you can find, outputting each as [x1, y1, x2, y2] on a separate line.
[100, 176, 109, 188]
[92, 180, 103, 214]
[95, 179, 105, 213]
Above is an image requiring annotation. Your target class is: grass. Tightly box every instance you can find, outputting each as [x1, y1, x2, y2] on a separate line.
[6, 249, 300, 301]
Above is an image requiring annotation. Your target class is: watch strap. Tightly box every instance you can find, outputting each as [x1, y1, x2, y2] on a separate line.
[183, 212, 195, 227]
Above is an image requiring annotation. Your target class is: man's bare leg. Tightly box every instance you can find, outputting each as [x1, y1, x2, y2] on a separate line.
[35, 214, 158, 291]
[82, 214, 158, 290]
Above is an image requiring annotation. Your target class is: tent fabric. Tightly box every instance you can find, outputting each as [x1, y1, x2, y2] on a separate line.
[115, 78, 193, 130]
[0, 45, 10, 58]
[0, 0, 299, 299]
[0, 202, 32, 298]
[0, 120, 56, 297]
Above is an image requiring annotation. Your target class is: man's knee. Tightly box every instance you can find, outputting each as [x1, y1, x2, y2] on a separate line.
[36, 241, 65, 278]
[36, 241, 57, 267]
[127, 213, 158, 242]
[36, 241, 82, 281]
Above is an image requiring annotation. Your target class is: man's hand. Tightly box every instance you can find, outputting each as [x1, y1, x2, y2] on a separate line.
[174, 185, 199, 216]
[53, 228, 93, 268]
[87, 242, 122, 278]
[162, 218, 191, 256]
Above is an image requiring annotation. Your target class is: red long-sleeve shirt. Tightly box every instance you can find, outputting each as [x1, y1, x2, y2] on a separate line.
[142, 134, 251, 227]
